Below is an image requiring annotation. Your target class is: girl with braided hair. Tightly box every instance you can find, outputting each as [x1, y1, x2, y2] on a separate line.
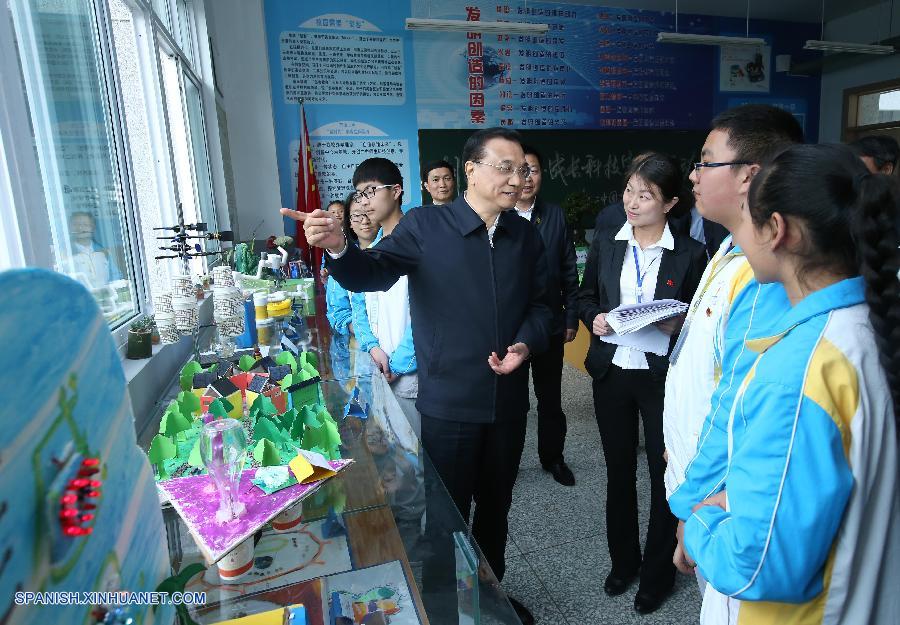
[677, 143, 900, 625]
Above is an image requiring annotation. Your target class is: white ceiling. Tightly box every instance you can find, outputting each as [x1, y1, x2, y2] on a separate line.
[560, 0, 886, 24]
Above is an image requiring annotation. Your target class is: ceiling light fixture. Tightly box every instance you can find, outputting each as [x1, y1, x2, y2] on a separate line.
[803, 40, 894, 54]
[405, 17, 549, 35]
[656, 32, 765, 47]
[656, 0, 762, 48]
[803, 0, 895, 56]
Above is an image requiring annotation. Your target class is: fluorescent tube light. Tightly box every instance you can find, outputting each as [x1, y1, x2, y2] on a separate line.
[405, 17, 549, 35]
[803, 40, 895, 55]
[656, 32, 766, 47]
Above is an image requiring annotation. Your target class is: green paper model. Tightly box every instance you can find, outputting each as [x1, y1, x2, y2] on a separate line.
[238, 354, 256, 372]
[253, 438, 282, 466]
[187, 437, 204, 468]
[275, 351, 298, 374]
[148, 434, 177, 479]
[253, 416, 287, 446]
[248, 394, 277, 421]
[161, 404, 193, 440]
[179, 361, 203, 392]
[207, 399, 228, 419]
[177, 391, 201, 417]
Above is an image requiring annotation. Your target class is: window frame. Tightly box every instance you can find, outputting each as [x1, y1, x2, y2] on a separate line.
[842, 77, 900, 141]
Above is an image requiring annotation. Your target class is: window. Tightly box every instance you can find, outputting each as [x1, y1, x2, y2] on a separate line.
[6, 0, 141, 326]
[1, 0, 228, 337]
[843, 79, 900, 140]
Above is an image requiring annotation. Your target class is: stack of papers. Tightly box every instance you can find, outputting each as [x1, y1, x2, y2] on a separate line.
[606, 299, 688, 335]
[598, 299, 688, 357]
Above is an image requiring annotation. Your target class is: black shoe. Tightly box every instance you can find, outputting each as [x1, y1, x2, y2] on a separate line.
[603, 570, 638, 596]
[633, 586, 674, 615]
[508, 596, 535, 625]
[542, 460, 575, 486]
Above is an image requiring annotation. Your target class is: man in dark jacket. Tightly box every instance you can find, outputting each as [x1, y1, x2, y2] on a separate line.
[282, 128, 551, 625]
[513, 145, 580, 486]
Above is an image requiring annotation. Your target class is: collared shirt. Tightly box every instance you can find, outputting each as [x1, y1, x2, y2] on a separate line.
[515, 199, 536, 221]
[689, 206, 706, 246]
[612, 222, 674, 369]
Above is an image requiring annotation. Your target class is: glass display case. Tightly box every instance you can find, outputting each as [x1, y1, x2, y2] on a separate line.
[153, 302, 522, 624]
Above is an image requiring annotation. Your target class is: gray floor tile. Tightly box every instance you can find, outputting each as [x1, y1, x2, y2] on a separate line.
[501, 555, 571, 625]
[500, 365, 702, 624]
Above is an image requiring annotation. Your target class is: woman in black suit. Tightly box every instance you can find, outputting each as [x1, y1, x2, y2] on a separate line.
[578, 152, 706, 614]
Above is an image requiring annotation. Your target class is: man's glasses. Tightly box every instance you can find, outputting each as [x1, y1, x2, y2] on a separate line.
[473, 161, 533, 179]
[693, 161, 752, 174]
[351, 184, 395, 204]
[349, 210, 375, 223]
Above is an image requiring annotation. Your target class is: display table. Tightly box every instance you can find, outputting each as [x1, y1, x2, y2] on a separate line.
[152, 308, 522, 625]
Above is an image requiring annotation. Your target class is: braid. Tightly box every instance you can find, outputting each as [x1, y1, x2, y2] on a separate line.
[854, 174, 900, 430]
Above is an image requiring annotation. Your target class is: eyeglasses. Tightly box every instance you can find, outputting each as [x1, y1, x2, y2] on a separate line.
[349, 210, 375, 223]
[351, 184, 395, 204]
[473, 161, 532, 179]
[693, 161, 752, 174]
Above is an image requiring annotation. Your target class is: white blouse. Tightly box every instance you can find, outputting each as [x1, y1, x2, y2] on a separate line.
[612, 222, 674, 369]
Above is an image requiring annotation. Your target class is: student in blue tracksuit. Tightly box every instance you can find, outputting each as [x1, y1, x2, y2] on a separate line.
[323, 198, 353, 335]
[673, 144, 900, 624]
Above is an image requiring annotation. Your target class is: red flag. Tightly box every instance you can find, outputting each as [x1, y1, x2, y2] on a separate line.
[295, 103, 323, 273]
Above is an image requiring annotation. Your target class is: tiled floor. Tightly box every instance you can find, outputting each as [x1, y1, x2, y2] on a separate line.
[502, 363, 702, 624]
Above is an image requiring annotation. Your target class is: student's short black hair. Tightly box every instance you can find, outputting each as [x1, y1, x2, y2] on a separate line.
[461, 127, 524, 164]
[421, 159, 455, 182]
[352, 157, 403, 188]
[352, 157, 403, 202]
[710, 104, 804, 166]
[851, 135, 899, 170]
[326, 199, 344, 209]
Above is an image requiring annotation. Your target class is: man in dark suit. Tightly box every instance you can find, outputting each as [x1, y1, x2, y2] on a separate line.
[595, 200, 727, 260]
[283, 128, 551, 625]
[514, 145, 580, 486]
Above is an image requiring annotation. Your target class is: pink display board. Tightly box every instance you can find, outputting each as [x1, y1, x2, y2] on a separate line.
[159, 460, 353, 563]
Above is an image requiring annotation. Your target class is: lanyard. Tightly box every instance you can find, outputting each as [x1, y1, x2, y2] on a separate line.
[632, 245, 646, 304]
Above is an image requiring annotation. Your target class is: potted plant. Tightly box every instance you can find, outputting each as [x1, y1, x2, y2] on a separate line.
[126, 316, 155, 359]
[562, 191, 600, 247]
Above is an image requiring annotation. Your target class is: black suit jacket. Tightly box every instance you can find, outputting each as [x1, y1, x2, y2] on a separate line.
[577, 227, 707, 382]
[527, 198, 580, 335]
[594, 201, 728, 260]
[327, 196, 552, 424]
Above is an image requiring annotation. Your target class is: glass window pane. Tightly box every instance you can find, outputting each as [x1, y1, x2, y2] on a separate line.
[175, 0, 197, 68]
[183, 77, 219, 254]
[8, 0, 139, 326]
[152, 0, 171, 32]
[856, 90, 900, 126]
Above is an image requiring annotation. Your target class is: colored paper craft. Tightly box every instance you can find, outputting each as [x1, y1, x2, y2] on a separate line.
[193, 370, 218, 390]
[247, 373, 270, 394]
[289, 449, 337, 484]
[157, 460, 353, 564]
[275, 350, 298, 374]
[238, 354, 256, 372]
[251, 356, 278, 372]
[212, 377, 240, 398]
[181, 361, 204, 391]
[268, 364, 291, 382]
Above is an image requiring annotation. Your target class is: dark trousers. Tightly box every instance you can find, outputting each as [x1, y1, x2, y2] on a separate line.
[529, 332, 568, 466]
[592, 365, 676, 594]
[421, 413, 527, 582]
